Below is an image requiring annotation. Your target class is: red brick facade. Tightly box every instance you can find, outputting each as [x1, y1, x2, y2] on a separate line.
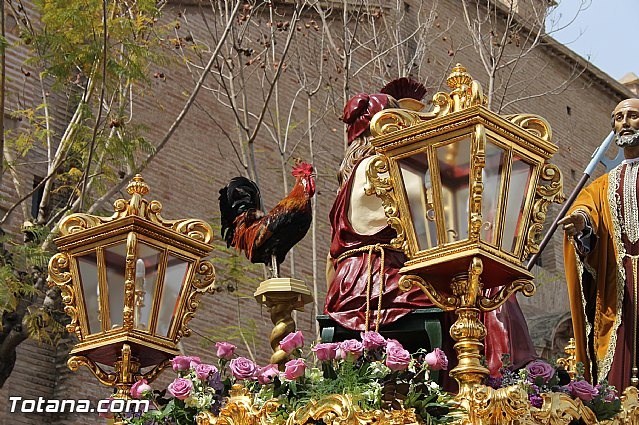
[0, 1, 632, 423]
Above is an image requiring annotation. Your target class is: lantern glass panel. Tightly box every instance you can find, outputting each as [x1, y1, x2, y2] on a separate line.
[76, 251, 101, 334]
[436, 138, 472, 243]
[481, 141, 508, 245]
[104, 242, 127, 329]
[157, 254, 190, 337]
[398, 153, 439, 250]
[503, 155, 534, 253]
[135, 243, 162, 331]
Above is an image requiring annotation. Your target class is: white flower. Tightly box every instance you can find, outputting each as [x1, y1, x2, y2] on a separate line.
[184, 396, 198, 408]
[307, 367, 323, 383]
[368, 361, 391, 379]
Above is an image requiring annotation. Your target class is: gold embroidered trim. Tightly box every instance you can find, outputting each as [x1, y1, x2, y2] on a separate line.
[600, 165, 625, 382]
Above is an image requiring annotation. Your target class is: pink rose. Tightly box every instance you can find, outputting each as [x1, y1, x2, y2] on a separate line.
[385, 339, 404, 351]
[130, 379, 152, 399]
[257, 364, 280, 385]
[189, 356, 201, 368]
[386, 346, 411, 371]
[424, 348, 448, 371]
[167, 377, 193, 400]
[229, 357, 257, 380]
[216, 342, 236, 360]
[312, 343, 339, 361]
[361, 332, 387, 351]
[195, 363, 218, 381]
[526, 360, 555, 383]
[284, 358, 306, 380]
[568, 380, 598, 402]
[279, 331, 304, 354]
[171, 355, 199, 372]
[337, 339, 364, 360]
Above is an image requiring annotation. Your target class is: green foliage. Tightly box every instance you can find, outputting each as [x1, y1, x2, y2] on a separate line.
[3, 0, 176, 227]
[29, 0, 165, 86]
[404, 390, 460, 425]
[0, 264, 36, 314]
[24, 308, 67, 346]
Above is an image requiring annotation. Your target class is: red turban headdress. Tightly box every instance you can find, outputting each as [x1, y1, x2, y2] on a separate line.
[342, 93, 389, 144]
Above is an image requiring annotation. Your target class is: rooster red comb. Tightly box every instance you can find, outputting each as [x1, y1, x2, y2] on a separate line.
[292, 162, 314, 177]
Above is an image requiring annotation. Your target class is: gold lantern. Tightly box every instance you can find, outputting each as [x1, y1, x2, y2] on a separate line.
[47, 175, 216, 399]
[366, 64, 565, 398]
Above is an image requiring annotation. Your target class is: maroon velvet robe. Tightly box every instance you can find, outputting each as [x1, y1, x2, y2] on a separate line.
[323, 170, 431, 331]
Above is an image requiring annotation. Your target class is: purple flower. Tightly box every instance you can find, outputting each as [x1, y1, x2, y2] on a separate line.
[567, 380, 599, 402]
[525, 360, 555, 383]
[209, 370, 224, 392]
[171, 355, 199, 372]
[167, 377, 193, 400]
[385, 345, 411, 371]
[284, 358, 306, 380]
[215, 342, 236, 360]
[529, 394, 543, 408]
[337, 339, 364, 360]
[130, 379, 152, 399]
[279, 331, 304, 354]
[312, 343, 339, 361]
[424, 348, 448, 371]
[195, 363, 218, 381]
[229, 357, 257, 380]
[486, 376, 503, 389]
[256, 364, 280, 385]
[361, 332, 387, 351]
[596, 384, 619, 402]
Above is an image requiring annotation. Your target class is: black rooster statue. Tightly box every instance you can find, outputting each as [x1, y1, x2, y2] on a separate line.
[219, 162, 315, 278]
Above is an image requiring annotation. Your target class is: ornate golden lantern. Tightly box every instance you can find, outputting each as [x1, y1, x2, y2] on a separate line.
[366, 64, 564, 398]
[47, 175, 216, 399]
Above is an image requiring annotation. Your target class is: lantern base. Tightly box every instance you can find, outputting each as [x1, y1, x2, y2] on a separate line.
[399, 256, 536, 400]
[68, 343, 170, 399]
[69, 333, 180, 368]
[400, 248, 534, 292]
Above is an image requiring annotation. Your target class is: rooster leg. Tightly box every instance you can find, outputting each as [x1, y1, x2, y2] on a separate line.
[270, 254, 279, 279]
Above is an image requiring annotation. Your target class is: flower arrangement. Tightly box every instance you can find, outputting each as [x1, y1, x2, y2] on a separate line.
[124, 332, 458, 424]
[487, 356, 622, 421]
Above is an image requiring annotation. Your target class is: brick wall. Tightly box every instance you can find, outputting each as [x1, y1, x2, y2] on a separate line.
[0, 0, 633, 423]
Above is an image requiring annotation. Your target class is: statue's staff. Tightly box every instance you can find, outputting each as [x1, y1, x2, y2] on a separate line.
[526, 131, 619, 270]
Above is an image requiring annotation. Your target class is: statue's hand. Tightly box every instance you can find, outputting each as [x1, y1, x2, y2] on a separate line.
[558, 212, 587, 237]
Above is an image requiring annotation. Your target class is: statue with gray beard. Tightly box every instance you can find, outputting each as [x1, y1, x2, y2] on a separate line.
[560, 98, 639, 391]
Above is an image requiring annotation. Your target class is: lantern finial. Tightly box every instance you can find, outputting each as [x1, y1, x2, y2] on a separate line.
[127, 174, 150, 197]
[447, 63, 472, 91]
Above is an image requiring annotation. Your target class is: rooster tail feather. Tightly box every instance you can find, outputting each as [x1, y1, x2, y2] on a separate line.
[219, 176, 263, 248]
